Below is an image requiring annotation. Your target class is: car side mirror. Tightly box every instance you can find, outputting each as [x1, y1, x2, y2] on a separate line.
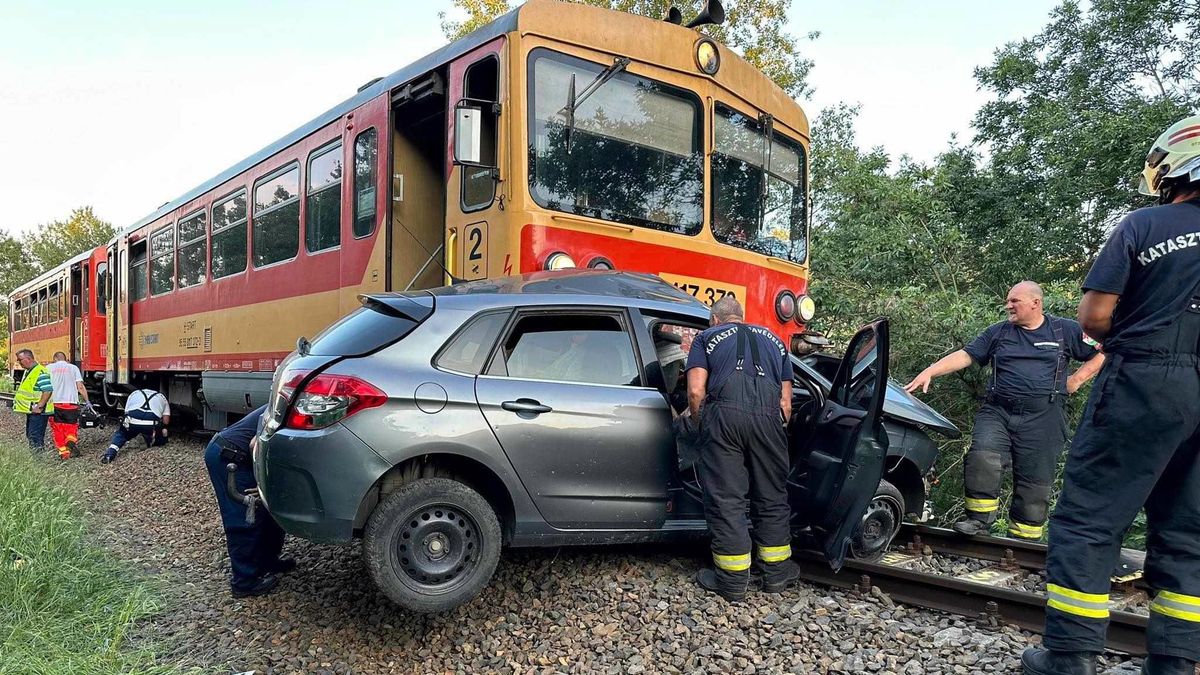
[454, 106, 483, 165]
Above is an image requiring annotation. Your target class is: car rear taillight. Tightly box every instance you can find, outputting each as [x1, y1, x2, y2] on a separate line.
[284, 374, 387, 430]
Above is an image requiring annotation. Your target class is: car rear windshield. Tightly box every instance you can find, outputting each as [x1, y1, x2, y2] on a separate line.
[306, 296, 432, 356]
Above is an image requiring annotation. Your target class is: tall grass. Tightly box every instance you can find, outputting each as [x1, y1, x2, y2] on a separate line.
[0, 441, 183, 674]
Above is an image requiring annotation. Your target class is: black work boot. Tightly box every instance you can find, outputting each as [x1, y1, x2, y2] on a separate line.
[696, 568, 747, 602]
[1021, 647, 1097, 675]
[952, 515, 993, 536]
[1142, 655, 1198, 675]
[231, 574, 279, 599]
[754, 559, 801, 593]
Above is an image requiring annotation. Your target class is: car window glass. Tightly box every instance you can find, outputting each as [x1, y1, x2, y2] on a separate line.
[648, 320, 700, 410]
[500, 314, 640, 386]
[436, 312, 507, 374]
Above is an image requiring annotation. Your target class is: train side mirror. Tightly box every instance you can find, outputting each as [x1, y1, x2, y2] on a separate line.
[454, 106, 483, 165]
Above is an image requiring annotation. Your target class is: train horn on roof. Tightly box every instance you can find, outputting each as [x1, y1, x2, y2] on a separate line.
[663, 6, 683, 24]
[685, 0, 726, 28]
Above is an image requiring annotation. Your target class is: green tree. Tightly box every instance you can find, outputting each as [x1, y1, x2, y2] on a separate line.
[440, 0, 817, 97]
[22, 206, 116, 272]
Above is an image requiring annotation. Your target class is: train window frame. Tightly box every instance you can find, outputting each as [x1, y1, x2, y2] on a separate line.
[96, 261, 109, 315]
[130, 243, 149, 303]
[149, 223, 176, 297]
[211, 188, 249, 281]
[49, 282, 59, 323]
[11, 296, 21, 331]
[353, 127, 378, 239]
[305, 140, 343, 255]
[252, 162, 301, 269]
[460, 55, 500, 213]
[37, 287, 47, 325]
[177, 208, 208, 289]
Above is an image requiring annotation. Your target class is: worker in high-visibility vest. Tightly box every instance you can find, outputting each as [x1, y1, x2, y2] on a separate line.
[13, 349, 54, 451]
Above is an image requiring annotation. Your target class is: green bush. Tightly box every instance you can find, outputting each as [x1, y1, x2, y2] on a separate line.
[0, 441, 183, 674]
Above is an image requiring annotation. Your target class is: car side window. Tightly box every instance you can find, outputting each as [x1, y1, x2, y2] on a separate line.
[493, 313, 641, 386]
[435, 311, 508, 374]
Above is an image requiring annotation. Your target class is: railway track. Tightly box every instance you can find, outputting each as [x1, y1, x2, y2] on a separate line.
[795, 524, 1149, 655]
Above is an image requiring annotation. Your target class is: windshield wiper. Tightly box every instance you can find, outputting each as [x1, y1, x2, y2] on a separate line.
[558, 56, 631, 153]
[757, 112, 775, 228]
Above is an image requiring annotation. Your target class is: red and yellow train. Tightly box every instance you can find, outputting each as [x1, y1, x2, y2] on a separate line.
[8, 0, 813, 428]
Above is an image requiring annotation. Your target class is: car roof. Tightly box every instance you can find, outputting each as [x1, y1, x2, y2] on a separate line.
[399, 270, 711, 319]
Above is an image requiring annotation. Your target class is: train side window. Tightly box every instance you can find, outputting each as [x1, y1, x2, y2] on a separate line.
[37, 287, 47, 325]
[461, 56, 499, 212]
[178, 210, 207, 288]
[150, 225, 175, 296]
[212, 190, 248, 279]
[49, 282, 59, 322]
[306, 141, 343, 253]
[253, 164, 300, 268]
[96, 262, 109, 315]
[130, 245, 148, 302]
[13, 297, 22, 331]
[353, 128, 378, 238]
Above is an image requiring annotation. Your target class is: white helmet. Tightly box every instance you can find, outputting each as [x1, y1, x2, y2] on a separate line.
[1139, 114, 1200, 200]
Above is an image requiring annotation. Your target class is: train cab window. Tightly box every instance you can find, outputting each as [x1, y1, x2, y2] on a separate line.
[461, 57, 499, 212]
[178, 210, 207, 288]
[253, 164, 300, 267]
[212, 190, 248, 279]
[130, 245, 148, 302]
[306, 142, 343, 253]
[353, 128, 378, 238]
[150, 225, 175, 296]
[96, 262, 108, 315]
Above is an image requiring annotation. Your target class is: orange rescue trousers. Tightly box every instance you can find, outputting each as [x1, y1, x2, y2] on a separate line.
[49, 404, 80, 458]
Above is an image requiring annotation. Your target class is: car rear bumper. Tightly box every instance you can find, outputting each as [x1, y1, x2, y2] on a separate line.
[255, 424, 392, 544]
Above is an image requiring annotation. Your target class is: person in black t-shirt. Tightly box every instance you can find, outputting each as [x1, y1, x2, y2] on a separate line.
[685, 296, 798, 601]
[1024, 115, 1200, 675]
[906, 281, 1104, 540]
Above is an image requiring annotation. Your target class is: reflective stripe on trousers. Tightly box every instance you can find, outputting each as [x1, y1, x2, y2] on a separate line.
[713, 552, 751, 572]
[1046, 584, 1110, 619]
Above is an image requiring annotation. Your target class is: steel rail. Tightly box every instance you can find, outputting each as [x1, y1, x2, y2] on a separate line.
[794, 550, 1149, 655]
[899, 523, 1049, 571]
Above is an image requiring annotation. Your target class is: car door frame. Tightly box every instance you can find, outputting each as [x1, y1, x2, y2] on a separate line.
[795, 318, 891, 569]
[474, 304, 674, 530]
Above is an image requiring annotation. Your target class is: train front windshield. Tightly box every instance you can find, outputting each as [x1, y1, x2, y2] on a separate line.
[712, 103, 808, 264]
[527, 48, 704, 235]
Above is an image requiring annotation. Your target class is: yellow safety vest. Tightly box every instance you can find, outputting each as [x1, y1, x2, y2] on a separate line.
[14, 364, 54, 414]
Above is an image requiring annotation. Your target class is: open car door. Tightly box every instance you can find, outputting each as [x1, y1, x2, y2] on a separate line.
[801, 318, 890, 570]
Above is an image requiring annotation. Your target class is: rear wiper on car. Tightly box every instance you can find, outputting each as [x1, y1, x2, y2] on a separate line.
[558, 57, 631, 153]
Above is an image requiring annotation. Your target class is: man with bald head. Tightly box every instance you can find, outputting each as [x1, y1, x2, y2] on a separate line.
[906, 281, 1105, 539]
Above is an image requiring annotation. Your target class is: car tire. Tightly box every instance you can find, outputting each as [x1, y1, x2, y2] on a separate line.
[364, 477, 502, 613]
[848, 479, 905, 562]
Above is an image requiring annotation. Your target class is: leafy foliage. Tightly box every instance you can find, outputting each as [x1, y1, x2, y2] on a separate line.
[439, 0, 816, 97]
[22, 206, 117, 273]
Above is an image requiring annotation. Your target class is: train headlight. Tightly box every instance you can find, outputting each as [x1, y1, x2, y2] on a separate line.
[695, 39, 720, 76]
[795, 294, 816, 323]
[587, 256, 614, 270]
[544, 252, 577, 271]
[774, 291, 796, 322]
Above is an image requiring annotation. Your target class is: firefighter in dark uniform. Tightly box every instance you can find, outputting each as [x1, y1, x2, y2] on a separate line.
[203, 405, 294, 598]
[1023, 116, 1200, 675]
[906, 281, 1105, 540]
[686, 296, 800, 600]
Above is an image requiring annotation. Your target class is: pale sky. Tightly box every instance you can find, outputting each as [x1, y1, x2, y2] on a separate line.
[0, 0, 1059, 234]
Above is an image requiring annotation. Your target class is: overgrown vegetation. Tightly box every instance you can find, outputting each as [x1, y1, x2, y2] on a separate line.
[0, 439, 182, 674]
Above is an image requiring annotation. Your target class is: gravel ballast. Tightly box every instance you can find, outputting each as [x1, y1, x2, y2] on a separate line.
[2, 413, 1149, 674]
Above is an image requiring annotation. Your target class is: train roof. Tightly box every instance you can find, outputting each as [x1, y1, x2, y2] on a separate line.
[117, 6, 521, 240]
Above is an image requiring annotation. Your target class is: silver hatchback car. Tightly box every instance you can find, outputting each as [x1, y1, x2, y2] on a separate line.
[256, 271, 956, 613]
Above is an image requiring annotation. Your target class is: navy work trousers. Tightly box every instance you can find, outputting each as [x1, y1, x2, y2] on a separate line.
[1043, 353, 1200, 660]
[203, 439, 285, 591]
[25, 413, 49, 451]
[963, 398, 1066, 537]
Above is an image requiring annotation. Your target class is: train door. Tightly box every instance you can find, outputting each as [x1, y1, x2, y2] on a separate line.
[91, 247, 110, 375]
[446, 39, 504, 284]
[387, 71, 447, 294]
[338, 95, 389, 316]
[71, 262, 85, 363]
[107, 239, 132, 384]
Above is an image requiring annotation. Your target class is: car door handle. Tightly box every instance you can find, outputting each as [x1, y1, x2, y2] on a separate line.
[501, 399, 552, 415]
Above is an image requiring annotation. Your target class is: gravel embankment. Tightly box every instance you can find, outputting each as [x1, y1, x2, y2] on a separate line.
[2, 412, 1147, 674]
